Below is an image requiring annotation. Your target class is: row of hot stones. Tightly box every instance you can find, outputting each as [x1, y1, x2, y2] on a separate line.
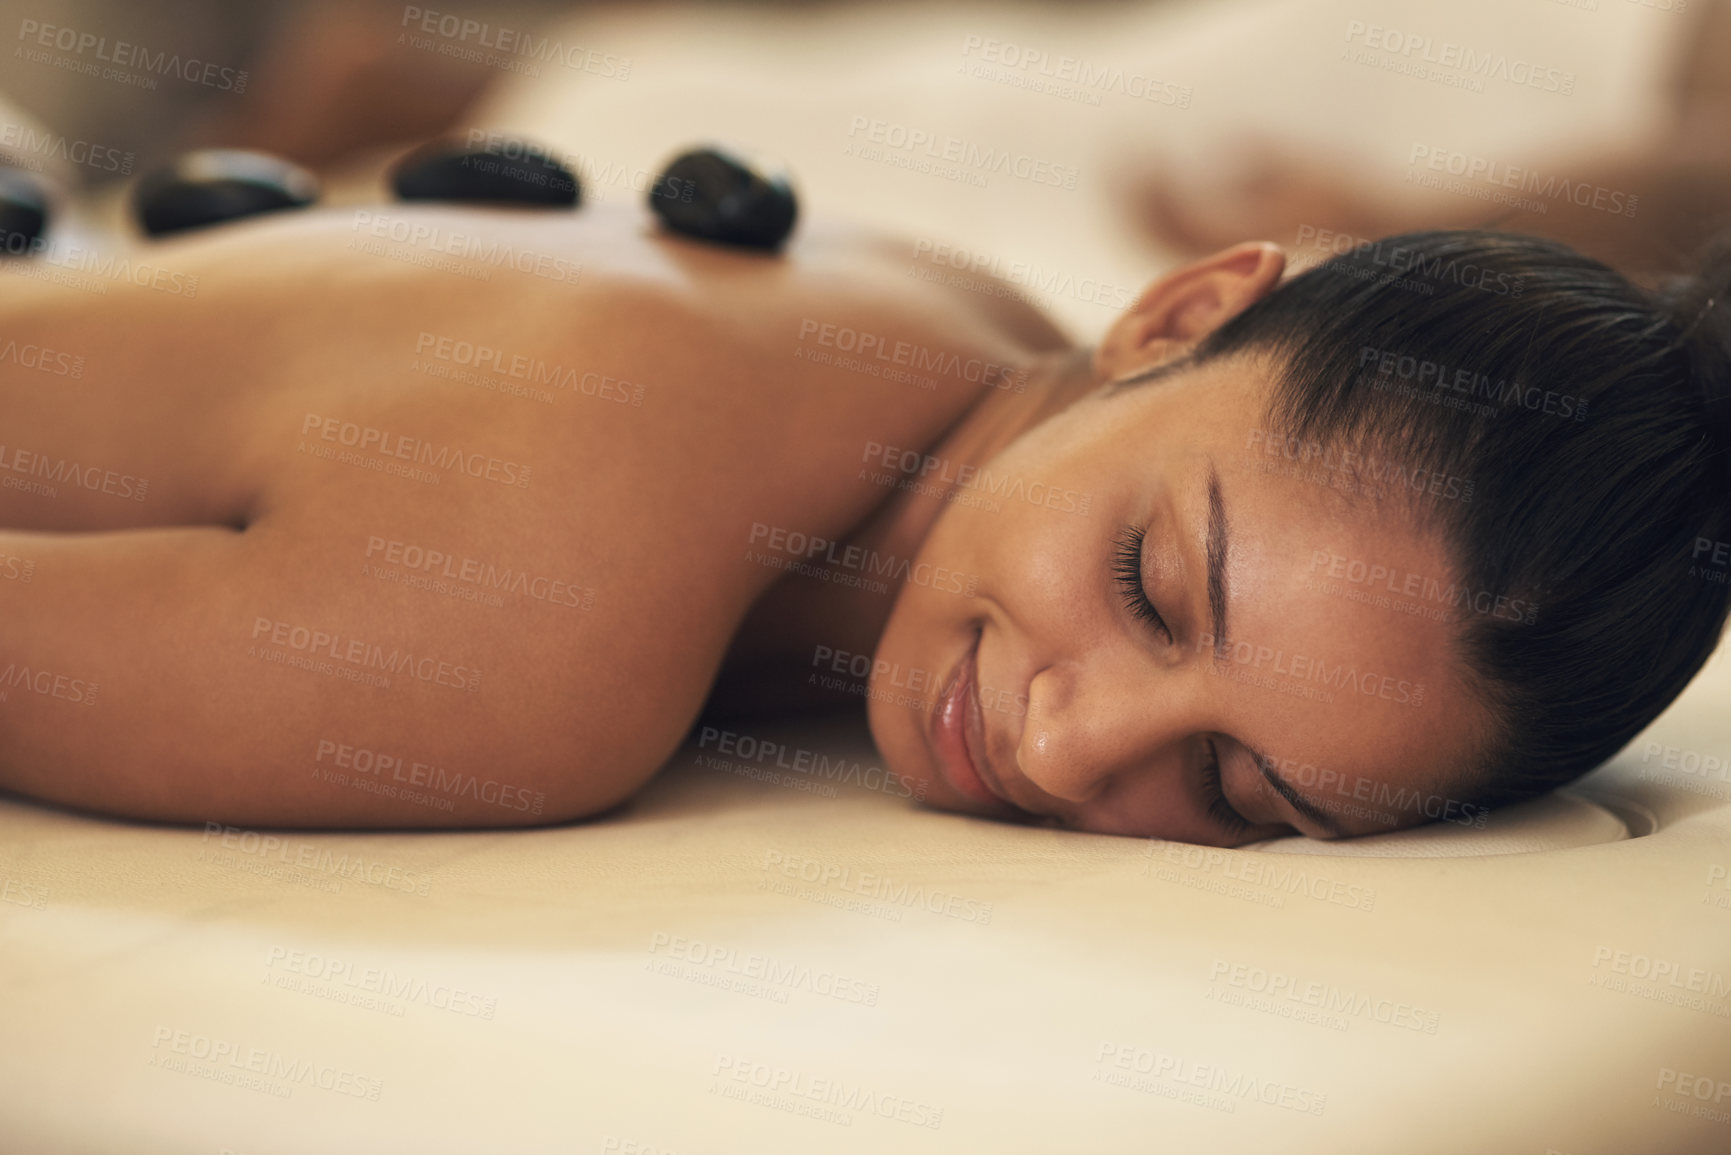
[0, 138, 798, 254]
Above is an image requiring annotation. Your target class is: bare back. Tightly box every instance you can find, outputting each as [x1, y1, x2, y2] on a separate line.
[0, 202, 1065, 827]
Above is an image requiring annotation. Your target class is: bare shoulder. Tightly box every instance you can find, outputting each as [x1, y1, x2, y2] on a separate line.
[0, 203, 1073, 829]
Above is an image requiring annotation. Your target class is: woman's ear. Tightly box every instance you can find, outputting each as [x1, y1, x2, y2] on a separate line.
[1094, 241, 1286, 382]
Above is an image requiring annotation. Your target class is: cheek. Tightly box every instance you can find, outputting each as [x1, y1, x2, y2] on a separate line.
[918, 447, 1109, 609]
[928, 505, 1099, 657]
[931, 391, 1132, 553]
[1067, 780, 1236, 845]
[868, 499, 1085, 796]
[1068, 777, 1189, 839]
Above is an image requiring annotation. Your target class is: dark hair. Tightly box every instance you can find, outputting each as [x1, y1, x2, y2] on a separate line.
[1189, 229, 1731, 808]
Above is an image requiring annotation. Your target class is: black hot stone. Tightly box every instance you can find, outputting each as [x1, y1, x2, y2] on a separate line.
[390, 139, 579, 207]
[133, 149, 319, 237]
[0, 166, 50, 257]
[648, 146, 797, 251]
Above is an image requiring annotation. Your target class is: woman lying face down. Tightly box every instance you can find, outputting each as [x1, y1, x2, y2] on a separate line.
[0, 208, 1725, 842]
[868, 231, 1731, 844]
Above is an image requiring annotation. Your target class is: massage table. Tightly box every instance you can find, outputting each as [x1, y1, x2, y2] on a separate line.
[1, 645, 1727, 1153]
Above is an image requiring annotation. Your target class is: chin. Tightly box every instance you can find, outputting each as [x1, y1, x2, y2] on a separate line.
[864, 675, 932, 802]
[863, 668, 966, 816]
[866, 529, 998, 815]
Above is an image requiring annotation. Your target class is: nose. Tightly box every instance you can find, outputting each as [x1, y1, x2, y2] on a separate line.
[1016, 655, 1195, 804]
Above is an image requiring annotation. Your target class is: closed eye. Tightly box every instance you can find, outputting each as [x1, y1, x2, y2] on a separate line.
[1198, 737, 1251, 836]
[1112, 524, 1174, 644]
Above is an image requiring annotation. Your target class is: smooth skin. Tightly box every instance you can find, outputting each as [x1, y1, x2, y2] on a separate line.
[0, 201, 1489, 841]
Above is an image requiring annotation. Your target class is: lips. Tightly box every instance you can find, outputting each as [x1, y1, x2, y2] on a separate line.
[930, 630, 1022, 814]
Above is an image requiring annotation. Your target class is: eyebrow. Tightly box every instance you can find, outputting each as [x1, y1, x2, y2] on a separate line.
[1206, 464, 1229, 660]
[1244, 742, 1348, 838]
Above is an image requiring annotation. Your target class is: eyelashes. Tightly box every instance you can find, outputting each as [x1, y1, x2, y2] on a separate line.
[1197, 738, 1251, 836]
[1111, 524, 1173, 644]
[1113, 525, 1251, 836]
